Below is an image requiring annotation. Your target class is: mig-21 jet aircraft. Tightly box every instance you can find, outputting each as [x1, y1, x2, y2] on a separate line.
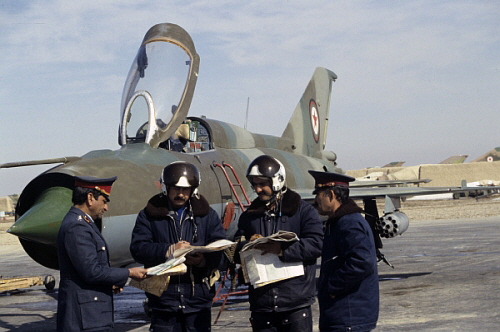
[2, 23, 490, 270]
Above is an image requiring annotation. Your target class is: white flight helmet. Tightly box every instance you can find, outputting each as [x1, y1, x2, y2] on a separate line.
[246, 155, 286, 192]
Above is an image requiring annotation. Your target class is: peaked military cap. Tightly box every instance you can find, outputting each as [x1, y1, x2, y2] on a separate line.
[74, 176, 117, 197]
[308, 170, 355, 194]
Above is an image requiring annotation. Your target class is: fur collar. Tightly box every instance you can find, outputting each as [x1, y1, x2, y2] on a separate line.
[245, 188, 302, 216]
[328, 198, 363, 223]
[144, 193, 210, 219]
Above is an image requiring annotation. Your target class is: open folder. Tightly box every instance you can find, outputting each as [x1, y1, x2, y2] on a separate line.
[239, 231, 304, 288]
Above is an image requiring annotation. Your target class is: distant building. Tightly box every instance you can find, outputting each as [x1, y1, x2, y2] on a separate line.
[0, 196, 15, 215]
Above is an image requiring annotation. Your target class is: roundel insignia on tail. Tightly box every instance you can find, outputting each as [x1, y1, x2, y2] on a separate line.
[309, 99, 320, 143]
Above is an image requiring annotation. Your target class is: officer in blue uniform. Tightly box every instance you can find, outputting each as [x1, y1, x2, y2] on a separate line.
[57, 176, 147, 332]
[309, 171, 379, 332]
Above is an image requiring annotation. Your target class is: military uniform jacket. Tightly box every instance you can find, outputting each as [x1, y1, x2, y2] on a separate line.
[57, 206, 130, 332]
[236, 189, 323, 313]
[318, 199, 379, 332]
[129, 193, 226, 312]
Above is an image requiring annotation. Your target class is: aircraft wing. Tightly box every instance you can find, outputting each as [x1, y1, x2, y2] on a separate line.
[297, 183, 498, 243]
[350, 179, 431, 187]
[349, 185, 493, 199]
[296, 184, 499, 212]
[0, 157, 81, 169]
[294, 181, 500, 200]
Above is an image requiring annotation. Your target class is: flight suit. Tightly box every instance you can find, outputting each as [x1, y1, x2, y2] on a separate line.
[130, 193, 226, 332]
[236, 188, 323, 332]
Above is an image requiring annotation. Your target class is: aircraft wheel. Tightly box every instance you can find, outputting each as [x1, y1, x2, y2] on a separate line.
[43, 275, 56, 290]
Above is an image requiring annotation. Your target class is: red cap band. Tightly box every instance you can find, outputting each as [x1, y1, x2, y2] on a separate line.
[74, 180, 113, 196]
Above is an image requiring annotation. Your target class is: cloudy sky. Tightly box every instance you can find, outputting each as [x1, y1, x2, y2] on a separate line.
[1, 1, 499, 196]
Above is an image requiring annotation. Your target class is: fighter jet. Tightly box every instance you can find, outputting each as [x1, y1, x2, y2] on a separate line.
[382, 161, 405, 167]
[3, 23, 490, 270]
[439, 155, 469, 164]
[471, 147, 500, 162]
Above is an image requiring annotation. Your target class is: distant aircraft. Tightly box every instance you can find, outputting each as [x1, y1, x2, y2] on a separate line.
[439, 155, 468, 164]
[2, 23, 489, 270]
[377, 155, 468, 168]
[356, 154, 470, 181]
[471, 147, 500, 162]
[382, 161, 405, 167]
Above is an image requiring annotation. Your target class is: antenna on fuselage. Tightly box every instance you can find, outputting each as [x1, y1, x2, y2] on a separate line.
[244, 97, 250, 130]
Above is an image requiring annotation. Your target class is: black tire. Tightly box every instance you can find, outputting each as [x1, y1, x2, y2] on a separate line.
[43, 275, 56, 290]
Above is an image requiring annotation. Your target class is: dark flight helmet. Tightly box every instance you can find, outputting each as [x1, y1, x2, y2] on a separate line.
[160, 161, 200, 195]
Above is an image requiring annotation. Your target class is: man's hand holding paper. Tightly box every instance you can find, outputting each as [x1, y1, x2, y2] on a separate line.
[255, 241, 282, 255]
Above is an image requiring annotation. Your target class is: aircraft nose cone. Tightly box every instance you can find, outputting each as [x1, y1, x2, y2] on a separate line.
[8, 186, 72, 245]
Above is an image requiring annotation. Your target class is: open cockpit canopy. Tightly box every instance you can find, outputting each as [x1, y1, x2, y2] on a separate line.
[119, 23, 199, 148]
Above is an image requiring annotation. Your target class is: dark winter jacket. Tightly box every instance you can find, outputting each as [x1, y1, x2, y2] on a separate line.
[57, 207, 130, 332]
[318, 199, 379, 332]
[236, 188, 323, 312]
[129, 193, 226, 312]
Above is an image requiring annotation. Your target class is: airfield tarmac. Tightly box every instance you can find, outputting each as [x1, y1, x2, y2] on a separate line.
[1, 197, 500, 331]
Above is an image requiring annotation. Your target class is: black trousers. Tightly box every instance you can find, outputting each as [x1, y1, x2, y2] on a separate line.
[250, 306, 313, 332]
[150, 307, 211, 332]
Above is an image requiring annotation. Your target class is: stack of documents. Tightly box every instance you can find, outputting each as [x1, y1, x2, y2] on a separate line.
[130, 239, 236, 296]
[130, 256, 187, 297]
[146, 256, 187, 276]
[239, 231, 304, 288]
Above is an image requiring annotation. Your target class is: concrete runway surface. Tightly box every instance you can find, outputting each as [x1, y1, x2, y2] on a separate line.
[1, 216, 499, 331]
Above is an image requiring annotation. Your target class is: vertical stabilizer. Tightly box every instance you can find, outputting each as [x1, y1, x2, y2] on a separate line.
[439, 155, 468, 164]
[471, 147, 500, 162]
[280, 67, 337, 159]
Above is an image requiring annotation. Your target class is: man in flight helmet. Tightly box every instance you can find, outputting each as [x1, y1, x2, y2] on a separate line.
[235, 155, 323, 332]
[246, 154, 287, 202]
[130, 161, 226, 332]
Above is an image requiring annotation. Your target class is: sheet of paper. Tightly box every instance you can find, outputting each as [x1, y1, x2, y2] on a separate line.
[147, 256, 186, 276]
[239, 249, 304, 288]
[241, 231, 299, 252]
[130, 263, 187, 296]
[173, 239, 236, 258]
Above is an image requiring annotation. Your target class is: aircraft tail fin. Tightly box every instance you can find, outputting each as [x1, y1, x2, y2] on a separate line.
[439, 155, 468, 164]
[471, 147, 500, 162]
[280, 67, 337, 160]
[382, 161, 406, 167]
